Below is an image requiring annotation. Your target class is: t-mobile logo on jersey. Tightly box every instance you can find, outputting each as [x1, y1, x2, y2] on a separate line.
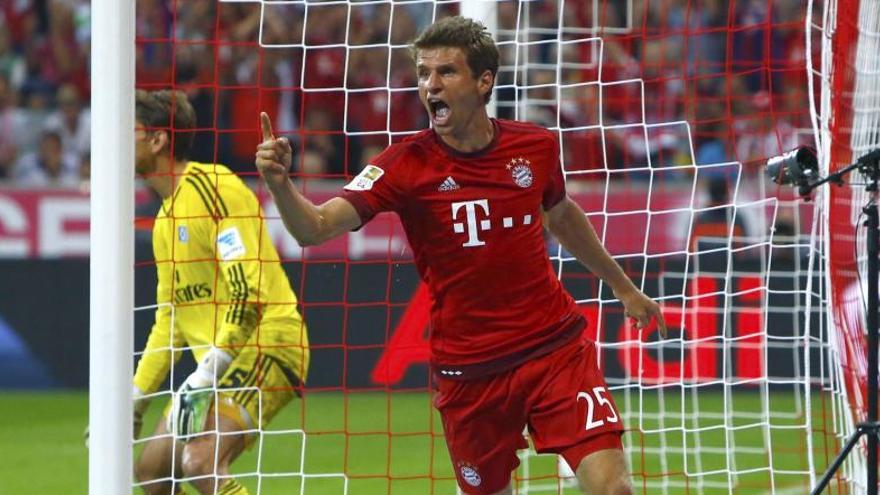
[451, 199, 532, 248]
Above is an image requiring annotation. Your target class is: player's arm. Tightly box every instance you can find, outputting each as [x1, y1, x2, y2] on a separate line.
[255, 112, 361, 246]
[544, 196, 668, 336]
[211, 195, 274, 354]
[168, 201, 261, 403]
[93, 304, 177, 445]
[166, 212, 246, 438]
[133, 265, 186, 395]
[131, 264, 186, 436]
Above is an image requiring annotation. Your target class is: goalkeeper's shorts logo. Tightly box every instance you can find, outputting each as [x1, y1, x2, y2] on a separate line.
[459, 463, 482, 487]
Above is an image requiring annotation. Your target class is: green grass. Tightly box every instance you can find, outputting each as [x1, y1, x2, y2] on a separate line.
[0, 390, 838, 494]
[0, 391, 89, 494]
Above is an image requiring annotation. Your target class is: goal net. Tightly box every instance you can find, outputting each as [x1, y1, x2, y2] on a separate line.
[807, 0, 880, 492]
[124, 0, 873, 493]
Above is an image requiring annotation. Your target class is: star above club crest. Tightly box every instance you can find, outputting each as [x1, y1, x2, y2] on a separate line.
[506, 156, 530, 170]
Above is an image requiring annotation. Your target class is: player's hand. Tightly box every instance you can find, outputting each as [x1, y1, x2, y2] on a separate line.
[255, 112, 292, 190]
[617, 289, 667, 338]
[167, 348, 232, 440]
[133, 410, 144, 439]
[168, 382, 213, 441]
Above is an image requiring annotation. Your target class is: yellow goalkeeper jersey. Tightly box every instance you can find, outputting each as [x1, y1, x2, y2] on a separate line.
[134, 161, 308, 395]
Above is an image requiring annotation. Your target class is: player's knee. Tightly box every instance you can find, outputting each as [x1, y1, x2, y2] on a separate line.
[134, 455, 164, 485]
[134, 470, 175, 495]
[605, 475, 633, 495]
[578, 475, 632, 495]
[133, 458, 150, 483]
[180, 445, 219, 479]
[576, 456, 632, 495]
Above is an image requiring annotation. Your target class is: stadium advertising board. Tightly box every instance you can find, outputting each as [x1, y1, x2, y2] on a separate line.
[0, 184, 776, 259]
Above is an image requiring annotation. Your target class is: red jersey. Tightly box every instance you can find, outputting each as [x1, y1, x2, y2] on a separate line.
[341, 119, 584, 379]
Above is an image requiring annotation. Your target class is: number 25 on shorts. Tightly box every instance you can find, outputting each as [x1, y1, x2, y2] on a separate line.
[577, 386, 619, 431]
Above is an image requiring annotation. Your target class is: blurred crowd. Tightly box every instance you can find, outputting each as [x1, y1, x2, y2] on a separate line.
[0, 0, 810, 190]
[0, 0, 90, 187]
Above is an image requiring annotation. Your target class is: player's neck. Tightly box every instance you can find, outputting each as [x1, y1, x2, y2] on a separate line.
[147, 157, 189, 199]
[438, 113, 494, 154]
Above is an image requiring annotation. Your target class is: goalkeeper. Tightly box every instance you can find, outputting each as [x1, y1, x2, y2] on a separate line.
[131, 90, 309, 495]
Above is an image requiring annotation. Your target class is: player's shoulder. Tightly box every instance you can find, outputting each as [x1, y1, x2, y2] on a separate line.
[496, 119, 556, 145]
[400, 128, 435, 145]
[368, 130, 434, 168]
[179, 161, 251, 217]
[187, 161, 237, 182]
[392, 129, 436, 157]
[345, 133, 434, 192]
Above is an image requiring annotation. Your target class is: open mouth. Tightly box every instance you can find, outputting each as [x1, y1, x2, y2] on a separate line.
[428, 99, 451, 127]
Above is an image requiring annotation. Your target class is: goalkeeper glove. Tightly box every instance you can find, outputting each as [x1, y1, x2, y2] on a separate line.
[133, 385, 148, 439]
[84, 385, 148, 448]
[167, 347, 233, 440]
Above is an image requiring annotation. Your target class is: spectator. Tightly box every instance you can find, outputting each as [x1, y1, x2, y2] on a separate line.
[690, 176, 748, 252]
[1, 0, 38, 53]
[0, 0, 814, 200]
[682, 0, 726, 76]
[20, 35, 56, 109]
[517, 70, 557, 128]
[13, 129, 80, 187]
[79, 150, 90, 180]
[694, 100, 730, 172]
[43, 83, 90, 163]
[135, 0, 172, 85]
[39, 1, 89, 94]
[0, 73, 24, 180]
[301, 108, 360, 176]
[732, 0, 785, 93]
[0, 25, 25, 90]
[734, 88, 798, 168]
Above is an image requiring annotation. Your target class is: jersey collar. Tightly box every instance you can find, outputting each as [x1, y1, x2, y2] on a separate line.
[433, 118, 500, 159]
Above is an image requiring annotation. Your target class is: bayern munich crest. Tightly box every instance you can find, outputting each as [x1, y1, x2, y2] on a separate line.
[507, 157, 533, 188]
[459, 464, 482, 487]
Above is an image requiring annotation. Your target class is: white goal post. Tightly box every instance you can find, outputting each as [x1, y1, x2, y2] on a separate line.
[88, 0, 135, 494]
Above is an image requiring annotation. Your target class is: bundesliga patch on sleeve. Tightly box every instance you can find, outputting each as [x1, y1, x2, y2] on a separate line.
[217, 227, 246, 261]
[344, 165, 384, 191]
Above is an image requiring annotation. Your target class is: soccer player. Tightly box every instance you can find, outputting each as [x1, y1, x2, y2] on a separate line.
[255, 16, 665, 495]
[133, 90, 309, 495]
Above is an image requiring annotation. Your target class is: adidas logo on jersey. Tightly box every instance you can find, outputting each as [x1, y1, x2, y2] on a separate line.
[438, 176, 460, 192]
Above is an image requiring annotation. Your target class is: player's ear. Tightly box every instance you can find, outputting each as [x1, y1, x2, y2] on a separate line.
[150, 130, 169, 155]
[477, 69, 494, 101]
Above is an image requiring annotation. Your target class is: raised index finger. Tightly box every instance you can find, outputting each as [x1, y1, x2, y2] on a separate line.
[260, 112, 274, 141]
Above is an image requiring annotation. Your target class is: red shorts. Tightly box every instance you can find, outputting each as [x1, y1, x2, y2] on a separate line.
[433, 338, 624, 494]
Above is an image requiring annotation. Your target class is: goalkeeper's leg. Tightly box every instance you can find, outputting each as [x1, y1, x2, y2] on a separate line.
[180, 350, 304, 495]
[134, 419, 185, 495]
[180, 405, 249, 495]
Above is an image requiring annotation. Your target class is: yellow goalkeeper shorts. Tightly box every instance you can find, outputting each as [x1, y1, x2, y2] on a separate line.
[163, 324, 309, 437]
[216, 339, 309, 431]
